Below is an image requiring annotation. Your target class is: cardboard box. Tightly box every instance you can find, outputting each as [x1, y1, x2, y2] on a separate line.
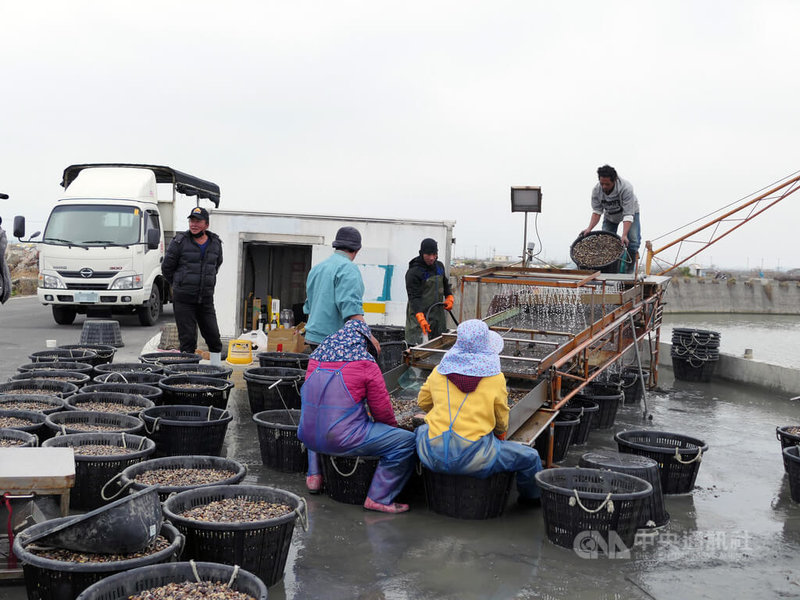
[267, 327, 305, 353]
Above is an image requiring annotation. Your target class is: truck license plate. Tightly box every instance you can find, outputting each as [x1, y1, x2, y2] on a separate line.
[74, 291, 99, 303]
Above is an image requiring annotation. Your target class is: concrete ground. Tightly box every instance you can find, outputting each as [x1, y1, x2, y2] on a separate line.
[1, 295, 800, 599]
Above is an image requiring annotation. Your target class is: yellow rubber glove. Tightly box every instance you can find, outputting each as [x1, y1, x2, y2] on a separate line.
[443, 295, 454, 311]
[415, 312, 431, 335]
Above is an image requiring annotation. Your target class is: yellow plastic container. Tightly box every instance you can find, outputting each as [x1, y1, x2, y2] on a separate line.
[226, 339, 253, 365]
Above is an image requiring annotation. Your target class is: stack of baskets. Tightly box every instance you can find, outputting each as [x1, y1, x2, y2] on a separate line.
[671, 328, 720, 382]
[157, 375, 234, 409]
[243, 367, 304, 413]
[252, 409, 306, 472]
[534, 413, 580, 463]
[558, 397, 599, 445]
[256, 351, 310, 371]
[369, 325, 407, 373]
[578, 380, 623, 430]
[140, 405, 232, 457]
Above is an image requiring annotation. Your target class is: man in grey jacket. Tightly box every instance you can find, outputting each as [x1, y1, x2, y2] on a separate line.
[581, 164, 641, 273]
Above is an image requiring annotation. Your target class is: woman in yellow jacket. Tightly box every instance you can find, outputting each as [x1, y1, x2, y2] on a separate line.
[415, 319, 542, 505]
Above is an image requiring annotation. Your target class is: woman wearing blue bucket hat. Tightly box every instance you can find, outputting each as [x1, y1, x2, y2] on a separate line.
[415, 319, 543, 506]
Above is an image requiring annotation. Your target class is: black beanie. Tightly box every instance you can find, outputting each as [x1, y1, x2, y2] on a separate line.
[420, 238, 438, 254]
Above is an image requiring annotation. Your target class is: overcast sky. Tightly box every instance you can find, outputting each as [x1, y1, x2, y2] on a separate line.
[2, 1, 798, 270]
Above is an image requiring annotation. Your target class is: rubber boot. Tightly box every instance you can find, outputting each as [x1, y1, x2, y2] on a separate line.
[210, 352, 221, 366]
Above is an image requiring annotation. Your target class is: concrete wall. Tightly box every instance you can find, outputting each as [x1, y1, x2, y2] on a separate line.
[659, 342, 800, 397]
[663, 277, 800, 314]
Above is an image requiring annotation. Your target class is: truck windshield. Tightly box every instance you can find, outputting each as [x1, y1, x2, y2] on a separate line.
[43, 205, 141, 246]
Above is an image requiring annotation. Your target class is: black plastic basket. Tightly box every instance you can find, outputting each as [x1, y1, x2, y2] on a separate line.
[0, 427, 38, 447]
[163, 484, 306, 587]
[777, 426, 800, 472]
[615, 429, 708, 494]
[158, 375, 234, 409]
[370, 325, 406, 343]
[422, 468, 514, 519]
[671, 355, 718, 383]
[0, 379, 79, 398]
[620, 366, 649, 405]
[162, 363, 233, 379]
[42, 433, 156, 511]
[141, 405, 233, 457]
[0, 393, 66, 415]
[535, 413, 580, 463]
[319, 454, 379, 504]
[256, 351, 310, 370]
[93, 371, 165, 386]
[0, 409, 47, 438]
[375, 341, 406, 373]
[82, 383, 164, 404]
[570, 231, 624, 272]
[535, 467, 652, 550]
[11, 370, 92, 388]
[29, 348, 97, 365]
[243, 367, 304, 413]
[65, 391, 155, 416]
[578, 387, 623, 430]
[13, 521, 183, 600]
[95, 362, 164, 375]
[253, 409, 306, 473]
[113, 455, 247, 502]
[140, 352, 202, 366]
[18, 361, 94, 375]
[74, 561, 267, 600]
[45, 410, 144, 437]
[671, 327, 721, 348]
[58, 344, 117, 366]
[559, 398, 599, 445]
[783, 446, 800, 503]
[579, 451, 669, 528]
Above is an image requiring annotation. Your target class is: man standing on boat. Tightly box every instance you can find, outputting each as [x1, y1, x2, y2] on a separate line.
[581, 164, 641, 273]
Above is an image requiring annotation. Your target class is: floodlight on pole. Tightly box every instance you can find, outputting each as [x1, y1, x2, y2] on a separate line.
[511, 186, 542, 267]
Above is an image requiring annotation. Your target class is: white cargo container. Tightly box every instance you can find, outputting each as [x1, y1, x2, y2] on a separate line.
[209, 210, 455, 338]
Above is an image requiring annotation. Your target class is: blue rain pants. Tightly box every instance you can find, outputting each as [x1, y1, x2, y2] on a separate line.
[297, 366, 416, 505]
[415, 386, 542, 500]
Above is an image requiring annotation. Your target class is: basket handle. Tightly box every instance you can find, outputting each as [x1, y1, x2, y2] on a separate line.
[218, 409, 231, 421]
[569, 490, 615, 514]
[143, 416, 160, 435]
[294, 497, 309, 532]
[227, 565, 240, 587]
[121, 432, 127, 449]
[329, 455, 361, 477]
[674, 447, 703, 464]
[100, 472, 132, 501]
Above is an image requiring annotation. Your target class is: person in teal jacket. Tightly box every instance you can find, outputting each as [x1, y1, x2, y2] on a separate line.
[303, 226, 380, 352]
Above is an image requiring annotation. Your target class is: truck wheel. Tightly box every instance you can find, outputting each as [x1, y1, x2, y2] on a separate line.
[138, 285, 162, 326]
[52, 305, 77, 325]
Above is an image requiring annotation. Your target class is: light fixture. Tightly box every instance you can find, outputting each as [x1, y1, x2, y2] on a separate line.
[510, 186, 542, 267]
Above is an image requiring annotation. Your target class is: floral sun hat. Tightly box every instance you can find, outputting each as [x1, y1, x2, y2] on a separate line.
[310, 319, 376, 363]
[436, 319, 504, 377]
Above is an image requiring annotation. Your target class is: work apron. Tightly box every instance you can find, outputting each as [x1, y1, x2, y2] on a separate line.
[298, 365, 417, 504]
[405, 270, 446, 345]
[415, 383, 499, 478]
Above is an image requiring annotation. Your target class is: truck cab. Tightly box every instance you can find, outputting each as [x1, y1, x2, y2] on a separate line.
[27, 164, 220, 325]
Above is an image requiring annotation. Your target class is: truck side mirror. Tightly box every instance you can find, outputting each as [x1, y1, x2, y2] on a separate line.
[13, 216, 25, 238]
[146, 228, 160, 250]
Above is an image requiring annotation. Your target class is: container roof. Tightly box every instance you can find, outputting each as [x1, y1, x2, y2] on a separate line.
[61, 164, 220, 207]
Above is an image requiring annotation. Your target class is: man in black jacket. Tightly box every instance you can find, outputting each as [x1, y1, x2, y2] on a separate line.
[162, 207, 224, 364]
[405, 238, 453, 345]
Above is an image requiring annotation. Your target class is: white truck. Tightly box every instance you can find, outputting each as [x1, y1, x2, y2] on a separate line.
[18, 164, 220, 325]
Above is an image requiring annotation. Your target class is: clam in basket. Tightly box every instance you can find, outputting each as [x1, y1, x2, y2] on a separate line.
[0, 409, 48, 439]
[74, 561, 266, 600]
[45, 410, 144, 437]
[163, 484, 307, 587]
[535, 467, 652, 550]
[0, 393, 66, 415]
[0, 427, 39, 448]
[43, 432, 157, 511]
[107, 455, 247, 503]
[65, 392, 154, 417]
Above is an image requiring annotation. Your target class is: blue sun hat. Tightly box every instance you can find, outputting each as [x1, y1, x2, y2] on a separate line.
[437, 319, 504, 377]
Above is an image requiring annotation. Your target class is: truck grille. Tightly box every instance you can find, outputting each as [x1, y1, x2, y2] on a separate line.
[57, 270, 116, 278]
[65, 283, 109, 290]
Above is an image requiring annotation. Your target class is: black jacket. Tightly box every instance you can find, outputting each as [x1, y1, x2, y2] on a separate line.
[162, 231, 223, 303]
[405, 255, 452, 315]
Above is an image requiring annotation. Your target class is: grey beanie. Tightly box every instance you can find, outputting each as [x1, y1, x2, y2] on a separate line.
[332, 226, 362, 251]
[420, 238, 438, 254]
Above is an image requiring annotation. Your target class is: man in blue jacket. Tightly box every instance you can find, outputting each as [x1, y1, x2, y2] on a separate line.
[162, 206, 224, 364]
[303, 226, 380, 352]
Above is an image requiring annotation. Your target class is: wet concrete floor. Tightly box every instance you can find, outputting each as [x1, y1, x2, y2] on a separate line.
[1, 297, 800, 599]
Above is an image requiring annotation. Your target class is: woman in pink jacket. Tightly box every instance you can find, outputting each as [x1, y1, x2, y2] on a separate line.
[297, 319, 416, 513]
